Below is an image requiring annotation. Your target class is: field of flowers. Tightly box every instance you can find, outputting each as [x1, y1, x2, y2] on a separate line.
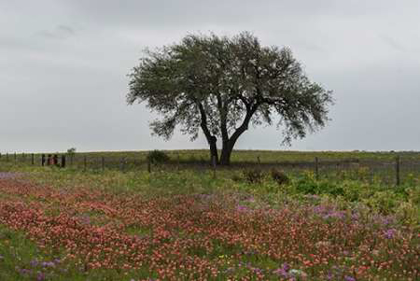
[0, 161, 419, 280]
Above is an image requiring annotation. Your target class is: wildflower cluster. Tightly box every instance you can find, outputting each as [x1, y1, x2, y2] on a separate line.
[0, 178, 418, 280]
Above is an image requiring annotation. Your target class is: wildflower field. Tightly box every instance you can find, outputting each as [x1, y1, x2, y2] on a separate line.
[0, 150, 419, 280]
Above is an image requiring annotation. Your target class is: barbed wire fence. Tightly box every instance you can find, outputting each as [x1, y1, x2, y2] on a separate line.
[0, 152, 419, 186]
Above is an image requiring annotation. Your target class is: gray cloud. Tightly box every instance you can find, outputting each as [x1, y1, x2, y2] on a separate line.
[37, 24, 76, 39]
[1, 0, 420, 153]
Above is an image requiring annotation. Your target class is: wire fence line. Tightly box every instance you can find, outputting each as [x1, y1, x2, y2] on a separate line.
[0, 152, 419, 186]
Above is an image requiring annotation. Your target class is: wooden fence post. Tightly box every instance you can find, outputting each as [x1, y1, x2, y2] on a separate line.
[101, 157, 105, 171]
[147, 157, 151, 173]
[315, 157, 319, 180]
[31, 153, 34, 165]
[83, 156, 87, 172]
[14, 152, 16, 162]
[395, 155, 400, 186]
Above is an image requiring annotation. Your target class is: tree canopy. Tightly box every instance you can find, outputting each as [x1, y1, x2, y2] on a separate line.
[127, 32, 333, 165]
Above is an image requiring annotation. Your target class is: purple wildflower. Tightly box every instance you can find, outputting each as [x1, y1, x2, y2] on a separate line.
[384, 228, 396, 239]
[273, 263, 290, 278]
[345, 276, 356, 281]
[37, 272, 46, 281]
[41, 261, 55, 268]
[237, 205, 249, 212]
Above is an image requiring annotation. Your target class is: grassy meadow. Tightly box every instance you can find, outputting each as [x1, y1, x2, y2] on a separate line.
[0, 150, 419, 280]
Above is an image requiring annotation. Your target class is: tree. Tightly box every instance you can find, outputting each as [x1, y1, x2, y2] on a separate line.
[127, 32, 333, 165]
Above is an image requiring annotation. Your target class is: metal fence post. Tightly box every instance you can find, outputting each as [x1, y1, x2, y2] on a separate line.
[395, 155, 400, 186]
[177, 153, 180, 171]
[147, 157, 151, 173]
[120, 157, 126, 172]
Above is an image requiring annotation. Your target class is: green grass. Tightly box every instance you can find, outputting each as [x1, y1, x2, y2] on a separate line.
[0, 150, 419, 280]
[3, 149, 419, 182]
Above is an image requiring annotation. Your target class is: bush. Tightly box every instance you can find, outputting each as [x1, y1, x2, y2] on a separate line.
[362, 191, 399, 215]
[231, 174, 243, 183]
[243, 169, 264, 184]
[147, 150, 170, 164]
[294, 175, 344, 197]
[270, 169, 290, 185]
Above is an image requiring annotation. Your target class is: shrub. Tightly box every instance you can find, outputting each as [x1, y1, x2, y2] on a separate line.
[231, 174, 243, 182]
[362, 191, 399, 215]
[270, 169, 289, 185]
[243, 169, 264, 184]
[147, 150, 170, 164]
[294, 175, 344, 197]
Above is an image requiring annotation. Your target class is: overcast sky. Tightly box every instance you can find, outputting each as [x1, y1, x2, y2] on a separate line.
[1, 0, 419, 153]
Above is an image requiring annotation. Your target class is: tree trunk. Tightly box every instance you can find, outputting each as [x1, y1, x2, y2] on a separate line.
[220, 141, 233, 165]
[209, 136, 219, 164]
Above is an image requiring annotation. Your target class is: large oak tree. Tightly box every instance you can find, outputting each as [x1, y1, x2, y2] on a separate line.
[127, 32, 333, 165]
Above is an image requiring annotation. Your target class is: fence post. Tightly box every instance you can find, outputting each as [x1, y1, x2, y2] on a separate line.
[395, 155, 400, 186]
[177, 153, 180, 171]
[61, 155, 66, 168]
[315, 157, 319, 180]
[212, 155, 217, 179]
[31, 153, 34, 165]
[101, 157, 105, 171]
[147, 157, 151, 173]
[120, 157, 125, 172]
[83, 156, 87, 172]
[6, 153, 9, 162]
[14, 152, 17, 162]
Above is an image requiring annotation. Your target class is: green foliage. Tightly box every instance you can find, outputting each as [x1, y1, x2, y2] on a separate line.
[243, 169, 264, 184]
[146, 150, 170, 164]
[294, 174, 344, 196]
[270, 169, 290, 185]
[362, 191, 400, 215]
[127, 32, 333, 164]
